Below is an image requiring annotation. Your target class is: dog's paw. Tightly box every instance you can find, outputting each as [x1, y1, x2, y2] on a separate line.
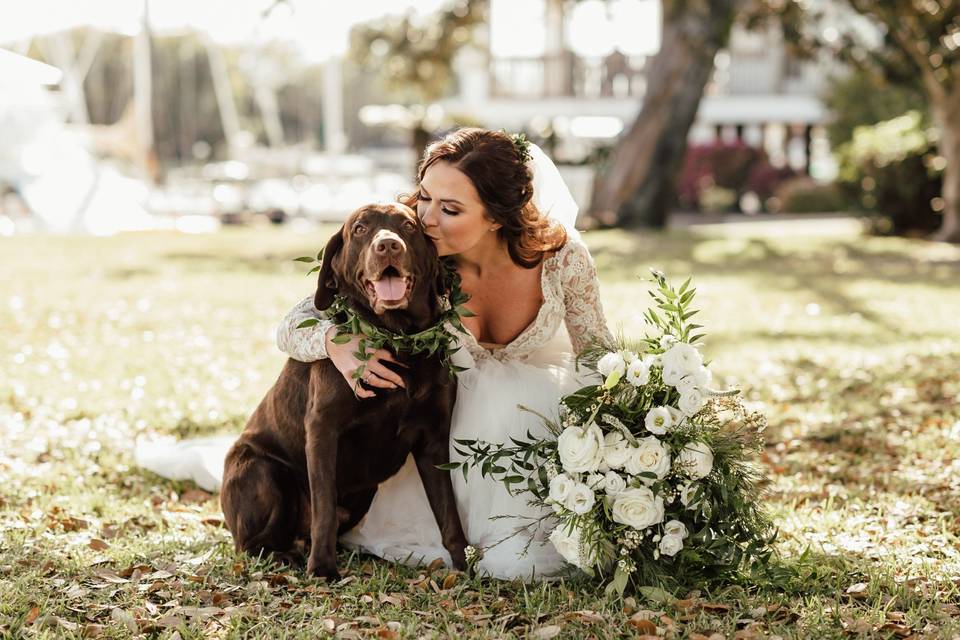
[306, 557, 341, 582]
[272, 550, 305, 568]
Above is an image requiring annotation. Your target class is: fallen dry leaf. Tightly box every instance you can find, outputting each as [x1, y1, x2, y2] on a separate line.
[442, 573, 458, 590]
[531, 624, 562, 639]
[628, 618, 657, 634]
[701, 602, 732, 613]
[88, 538, 109, 551]
[110, 608, 138, 633]
[25, 606, 40, 625]
[178, 488, 212, 504]
[846, 582, 869, 599]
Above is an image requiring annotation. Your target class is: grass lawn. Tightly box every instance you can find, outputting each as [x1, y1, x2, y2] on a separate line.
[1, 220, 959, 638]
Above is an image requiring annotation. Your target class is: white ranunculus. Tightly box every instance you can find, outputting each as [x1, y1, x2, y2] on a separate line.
[692, 365, 712, 389]
[678, 441, 714, 480]
[558, 423, 605, 473]
[678, 388, 705, 416]
[549, 473, 575, 506]
[644, 406, 672, 435]
[663, 519, 689, 539]
[625, 358, 651, 387]
[662, 342, 703, 374]
[674, 374, 699, 396]
[549, 525, 584, 568]
[621, 350, 638, 364]
[678, 482, 700, 508]
[565, 482, 596, 514]
[603, 470, 626, 496]
[625, 437, 671, 481]
[597, 352, 627, 378]
[611, 486, 665, 530]
[602, 430, 631, 470]
[586, 473, 606, 490]
[662, 363, 686, 386]
[659, 533, 684, 557]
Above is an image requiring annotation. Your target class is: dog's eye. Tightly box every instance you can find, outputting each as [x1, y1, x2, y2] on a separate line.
[353, 223, 367, 235]
[402, 219, 417, 232]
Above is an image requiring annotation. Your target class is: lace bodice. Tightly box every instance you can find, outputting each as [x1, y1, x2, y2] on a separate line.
[275, 235, 614, 364]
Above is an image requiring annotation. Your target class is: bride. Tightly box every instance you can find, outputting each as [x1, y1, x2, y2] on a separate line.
[137, 128, 614, 580]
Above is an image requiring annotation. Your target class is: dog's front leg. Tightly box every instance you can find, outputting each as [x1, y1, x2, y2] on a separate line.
[304, 411, 340, 581]
[412, 435, 468, 571]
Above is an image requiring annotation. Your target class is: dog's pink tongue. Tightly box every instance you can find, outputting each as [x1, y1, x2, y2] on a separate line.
[373, 275, 406, 301]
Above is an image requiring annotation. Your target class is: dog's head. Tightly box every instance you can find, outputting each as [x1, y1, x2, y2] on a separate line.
[314, 203, 442, 324]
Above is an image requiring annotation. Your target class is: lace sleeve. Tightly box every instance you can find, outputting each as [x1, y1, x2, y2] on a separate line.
[559, 237, 615, 354]
[275, 296, 335, 362]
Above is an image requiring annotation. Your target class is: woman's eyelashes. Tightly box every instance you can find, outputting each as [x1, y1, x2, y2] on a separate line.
[418, 194, 459, 216]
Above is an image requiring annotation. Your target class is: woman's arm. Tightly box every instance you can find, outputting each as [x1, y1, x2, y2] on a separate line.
[275, 296, 406, 397]
[559, 236, 616, 354]
[276, 296, 335, 362]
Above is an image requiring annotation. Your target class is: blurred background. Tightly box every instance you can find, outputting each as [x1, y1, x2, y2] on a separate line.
[1, 0, 956, 241]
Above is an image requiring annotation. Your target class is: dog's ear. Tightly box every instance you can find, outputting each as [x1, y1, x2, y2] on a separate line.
[314, 226, 345, 311]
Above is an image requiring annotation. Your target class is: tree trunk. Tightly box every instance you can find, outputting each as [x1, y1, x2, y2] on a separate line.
[930, 91, 960, 242]
[588, 1, 742, 228]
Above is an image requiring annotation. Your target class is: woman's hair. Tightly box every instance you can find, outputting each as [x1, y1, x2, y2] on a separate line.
[401, 128, 567, 268]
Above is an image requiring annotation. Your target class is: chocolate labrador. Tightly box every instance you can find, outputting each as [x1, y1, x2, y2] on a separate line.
[220, 203, 468, 580]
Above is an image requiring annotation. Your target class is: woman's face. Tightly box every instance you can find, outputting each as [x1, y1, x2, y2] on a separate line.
[416, 161, 500, 257]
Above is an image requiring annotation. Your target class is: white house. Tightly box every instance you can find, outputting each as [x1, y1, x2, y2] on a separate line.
[440, 0, 838, 180]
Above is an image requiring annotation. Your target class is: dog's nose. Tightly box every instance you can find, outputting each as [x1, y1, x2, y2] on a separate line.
[373, 233, 404, 257]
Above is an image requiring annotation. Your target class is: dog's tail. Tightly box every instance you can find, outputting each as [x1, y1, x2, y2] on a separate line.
[134, 435, 235, 492]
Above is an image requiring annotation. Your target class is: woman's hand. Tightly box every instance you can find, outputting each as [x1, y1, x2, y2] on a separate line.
[324, 326, 406, 399]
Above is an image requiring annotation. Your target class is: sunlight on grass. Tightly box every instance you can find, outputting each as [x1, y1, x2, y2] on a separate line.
[1, 223, 958, 638]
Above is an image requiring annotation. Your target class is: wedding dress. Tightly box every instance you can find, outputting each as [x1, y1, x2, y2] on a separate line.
[135, 144, 614, 580]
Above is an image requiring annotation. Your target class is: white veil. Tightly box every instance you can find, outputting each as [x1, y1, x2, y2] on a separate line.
[527, 143, 580, 238]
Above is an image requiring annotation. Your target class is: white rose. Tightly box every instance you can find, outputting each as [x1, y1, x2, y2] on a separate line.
[662, 342, 703, 374]
[597, 352, 627, 378]
[611, 486, 665, 530]
[659, 533, 684, 557]
[603, 471, 626, 496]
[644, 406, 672, 435]
[659, 335, 677, 349]
[586, 473, 606, 490]
[675, 374, 699, 396]
[678, 388, 705, 417]
[549, 473, 575, 505]
[662, 363, 686, 386]
[678, 482, 700, 508]
[678, 441, 714, 480]
[663, 519, 689, 539]
[692, 365, 712, 389]
[549, 525, 583, 568]
[558, 423, 604, 473]
[602, 430, 631, 470]
[624, 436, 671, 481]
[565, 482, 596, 514]
[625, 359, 651, 387]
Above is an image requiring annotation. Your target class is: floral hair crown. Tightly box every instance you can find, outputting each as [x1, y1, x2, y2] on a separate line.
[503, 130, 533, 163]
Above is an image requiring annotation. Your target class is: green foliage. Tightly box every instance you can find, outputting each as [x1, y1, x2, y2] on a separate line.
[835, 111, 944, 235]
[348, 0, 486, 103]
[822, 67, 927, 150]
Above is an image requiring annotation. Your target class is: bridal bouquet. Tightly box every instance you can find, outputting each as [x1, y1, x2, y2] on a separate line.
[445, 272, 776, 593]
